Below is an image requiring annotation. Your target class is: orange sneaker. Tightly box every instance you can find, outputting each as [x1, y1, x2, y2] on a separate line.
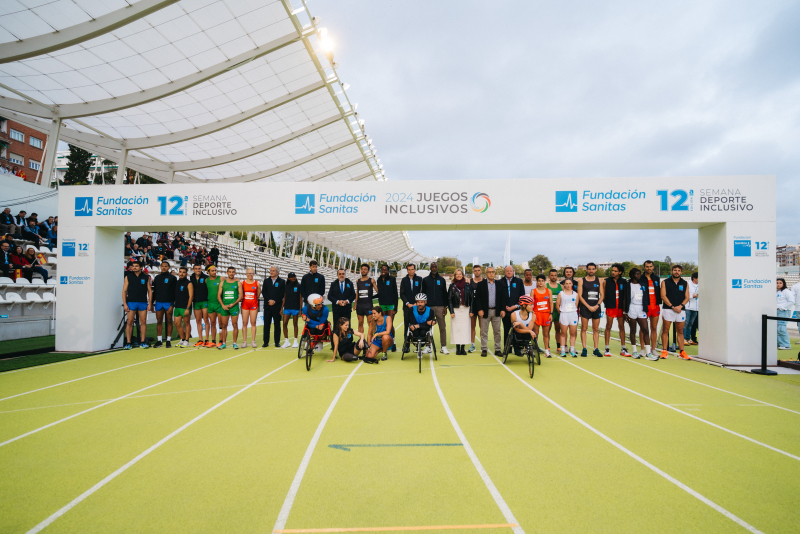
[205, 341, 216, 348]
[679, 350, 691, 360]
[660, 350, 669, 359]
[194, 341, 205, 347]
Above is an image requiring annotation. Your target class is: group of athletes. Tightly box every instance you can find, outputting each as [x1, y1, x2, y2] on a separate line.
[121, 256, 694, 363]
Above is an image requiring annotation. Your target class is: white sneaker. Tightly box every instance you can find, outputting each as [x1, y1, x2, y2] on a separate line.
[291, 339, 299, 348]
[314, 342, 322, 353]
[422, 346, 431, 354]
[468, 343, 476, 353]
[251, 341, 257, 348]
[631, 350, 640, 359]
[441, 347, 450, 355]
[281, 339, 291, 349]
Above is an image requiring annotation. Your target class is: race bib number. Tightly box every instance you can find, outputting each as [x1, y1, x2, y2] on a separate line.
[536, 301, 548, 312]
[359, 290, 369, 298]
[588, 291, 598, 300]
[633, 291, 642, 304]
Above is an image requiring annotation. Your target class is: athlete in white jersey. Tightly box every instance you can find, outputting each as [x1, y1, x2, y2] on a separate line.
[557, 279, 579, 356]
[625, 268, 658, 360]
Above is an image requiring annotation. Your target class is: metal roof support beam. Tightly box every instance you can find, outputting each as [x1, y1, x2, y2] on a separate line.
[39, 118, 61, 189]
[298, 158, 364, 182]
[0, 0, 181, 63]
[0, 28, 313, 119]
[115, 150, 128, 186]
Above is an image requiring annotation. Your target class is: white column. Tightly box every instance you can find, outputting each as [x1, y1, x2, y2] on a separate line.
[290, 233, 298, 259]
[698, 221, 776, 366]
[115, 149, 128, 185]
[278, 232, 286, 258]
[39, 118, 61, 187]
[302, 232, 309, 259]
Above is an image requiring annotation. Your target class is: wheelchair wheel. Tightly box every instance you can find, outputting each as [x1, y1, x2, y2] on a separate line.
[297, 333, 309, 360]
[502, 335, 513, 364]
[401, 338, 409, 360]
[532, 336, 541, 365]
[417, 343, 423, 373]
[305, 339, 313, 371]
[431, 336, 438, 361]
[527, 345, 535, 378]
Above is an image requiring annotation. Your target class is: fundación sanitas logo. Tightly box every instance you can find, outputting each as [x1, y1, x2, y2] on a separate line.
[470, 192, 491, 213]
[75, 197, 93, 216]
[555, 191, 578, 212]
[731, 279, 743, 289]
[295, 194, 315, 214]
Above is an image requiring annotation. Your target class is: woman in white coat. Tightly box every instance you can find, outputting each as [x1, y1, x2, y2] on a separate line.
[447, 268, 474, 355]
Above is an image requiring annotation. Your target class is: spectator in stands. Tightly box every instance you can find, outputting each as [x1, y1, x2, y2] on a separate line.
[130, 244, 142, 260]
[23, 246, 48, 283]
[40, 216, 55, 234]
[136, 234, 148, 249]
[300, 260, 326, 300]
[209, 245, 220, 266]
[0, 241, 12, 278]
[124, 243, 133, 257]
[124, 232, 133, 246]
[22, 220, 46, 247]
[28, 213, 38, 225]
[196, 247, 207, 266]
[46, 225, 57, 251]
[0, 208, 16, 237]
[14, 210, 26, 228]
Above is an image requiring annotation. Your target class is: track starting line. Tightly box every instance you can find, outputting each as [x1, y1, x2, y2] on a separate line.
[327, 443, 463, 452]
[275, 524, 519, 533]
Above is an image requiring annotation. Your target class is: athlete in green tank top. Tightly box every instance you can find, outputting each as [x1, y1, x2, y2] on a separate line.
[217, 266, 242, 349]
[206, 273, 222, 314]
[221, 279, 240, 315]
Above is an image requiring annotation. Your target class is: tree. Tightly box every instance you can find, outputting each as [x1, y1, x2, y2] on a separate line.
[528, 254, 553, 274]
[62, 145, 93, 185]
[436, 256, 461, 269]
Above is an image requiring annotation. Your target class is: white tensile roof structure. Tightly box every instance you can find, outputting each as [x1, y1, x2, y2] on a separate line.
[0, 0, 428, 263]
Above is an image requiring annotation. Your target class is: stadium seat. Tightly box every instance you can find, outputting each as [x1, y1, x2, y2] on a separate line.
[23, 292, 50, 315]
[0, 295, 22, 317]
[0, 277, 14, 297]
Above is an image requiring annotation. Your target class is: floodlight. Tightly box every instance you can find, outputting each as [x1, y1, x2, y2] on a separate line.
[342, 83, 350, 90]
[318, 27, 328, 38]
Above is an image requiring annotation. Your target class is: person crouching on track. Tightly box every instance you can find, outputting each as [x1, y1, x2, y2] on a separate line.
[511, 295, 537, 347]
[329, 317, 367, 362]
[365, 305, 393, 363]
[217, 266, 243, 349]
[172, 266, 194, 347]
[556, 278, 579, 357]
[302, 294, 330, 353]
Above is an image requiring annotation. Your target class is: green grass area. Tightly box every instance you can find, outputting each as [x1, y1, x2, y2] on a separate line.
[1, 318, 799, 533]
[0, 335, 55, 356]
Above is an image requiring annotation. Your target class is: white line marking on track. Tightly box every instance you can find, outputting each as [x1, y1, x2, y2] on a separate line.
[0, 350, 197, 402]
[25, 357, 298, 534]
[552, 357, 800, 462]
[613, 355, 800, 415]
[431, 356, 525, 534]
[493, 356, 764, 534]
[273, 361, 363, 532]
[0, 349, 253, 448]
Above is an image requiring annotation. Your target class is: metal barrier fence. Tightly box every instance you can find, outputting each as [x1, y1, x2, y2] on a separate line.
[755, 314, 800, 375]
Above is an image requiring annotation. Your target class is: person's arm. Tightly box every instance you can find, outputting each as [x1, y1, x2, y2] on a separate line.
[660, 282, 671, 309]
[187, 282, 194, 309]
[218, 280, 226, 309]
[577, 278, 589, 308]
[680, 282, 690, 309]
[548, 289, 554, 313]
[596, 279, 605, 311]
[122, 276, 129, 312]
[236, 281, 244, 305]
[556, 292, 562, 314]
[448, 285, 455, 317]
[147, 278, 154, 312]
[328, 333, 339, 362]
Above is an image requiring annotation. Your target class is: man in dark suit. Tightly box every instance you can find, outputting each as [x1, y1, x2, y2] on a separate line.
[496, 265, 525, 347]
[473, 266, 502, 356]
[261, 265, 284, 347]
[328, 268, 356, 328]
[400, 263, 423, 343]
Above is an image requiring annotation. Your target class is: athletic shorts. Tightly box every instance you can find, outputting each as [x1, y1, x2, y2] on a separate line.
[535, 311, 551, 326]
[579, 305, 601, 320]
[220, 304, 240, 317]
[647, 304, 660, 317]
[154, 301, 173, 312]
[208, 302, 222, 314]
[605, 308, 623, 318]
[380, 304, 395, 312]
[627, 304, 647, 320]
[559, 311, 579, 326]
[356, 305, 373, 317]
[552, 310, 560, 322]
[662, 308, 685, 323]
[174, 307, 189, 317]
[127, 301, 147, 312]
[193, 301, 208, 310]
[284, 308, 300, 316]
[241, 300, 258, 311]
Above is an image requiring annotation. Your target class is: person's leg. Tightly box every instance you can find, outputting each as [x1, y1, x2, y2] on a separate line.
[647, 315, 659, 351]
[138, 310, 148, 343]
[193, 308, 204, 343]
[580, 316, 589, 351]
[502, 313, 512, 347]
[777, 309, 791, 348]
[125, 310, 136, 344]
[166, 307, 174, 340]
[356, 313, 366, 334]
[492, 315, 502, 353]
[174, 314, 184, 342]
[617, 315, 626, 349]
[691, 315, 698, 343]
[603, 315, 614, 349]
[209, 313, 218, 344]
[241, 310, 251, 344]
[675, 320, 686, 351]
[479, 317, 489, 354]
[627, 317, 638, 348]
[591, 318, 601, 349]
[559, 324, 567, 354]
[470, 314, 477, 349]
[283, 314, 290, 339]
[34, 266, 48, 282]
[231, 309, 239, 345]
[638, 318, 650, 348]
[219, 315, 229, 344]
[155, 310, 164, 340]
[292, 315, 299, 338]
[272, 307, 281, 346]
[661, 320, 672, 354]
[263, 307, 272, 345]
[683, 310, 697, 342]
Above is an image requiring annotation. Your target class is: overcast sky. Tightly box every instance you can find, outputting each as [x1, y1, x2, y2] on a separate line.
[323, 0, 799, 267]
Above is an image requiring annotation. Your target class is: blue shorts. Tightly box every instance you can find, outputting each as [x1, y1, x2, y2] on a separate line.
[128, 301, 147, 312]
[372, 334, 393, 348]
[284, 309, 300, 316]
[154, 302, 173, 312]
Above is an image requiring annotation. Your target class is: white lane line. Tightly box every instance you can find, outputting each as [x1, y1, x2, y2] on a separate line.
[0, 349, 253, 448]
[493, 356, 763, 534]
[26, 357, 297, 534]
[613, 355, 800, 415]
[431, 355, 524, 534]
[273, 361, 363, 532]
[552, 357, 800, 462]
[0, 350, 197, 402]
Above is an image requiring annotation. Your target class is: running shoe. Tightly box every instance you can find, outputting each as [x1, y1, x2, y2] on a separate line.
[679, 350, 691, 360]
[593, 348, 603, 357]
[632, 350, 640, 359]
[645, 352, 660, 361]
[660, 350, 669, 359]
[570, 350, 577, 357]
[165, 340, 171, 348]
[140, 342, 149, 349]
[183, 340, 191, 347]
[153, 340, 163, 348]
[204, 341, 215, 348]
[604, 349, 612, 357]
[778, 346, 792, 350]
[194, 341, 205, 347]
[251, 341, 257, 348]
[423, 346, 431, 354]
[581, 348, 588, 357]
[292, 339, 299, 348]
[390, 344, 396, 352]
[381, 353, 388, 361]
[441, 347, 450, 355]
[124, 343, 132, 350]
[218, 343, 226, 349]
[560, 351, 566, 357]
[314, 342, 322, 353]
[233, 343, 239, 350]
[620, 347, 631, 357]
[469, 343, 476, 353]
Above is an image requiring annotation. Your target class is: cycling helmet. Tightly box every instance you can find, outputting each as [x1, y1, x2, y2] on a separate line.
[518, 295, 534, 305]
[307, 293, 324, 306]
[414, 293, 428, 301]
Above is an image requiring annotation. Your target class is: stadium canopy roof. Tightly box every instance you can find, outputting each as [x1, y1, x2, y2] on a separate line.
[0, 0, 428, 263]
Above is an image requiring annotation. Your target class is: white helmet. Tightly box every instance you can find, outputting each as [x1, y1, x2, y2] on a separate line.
[415, 293, 428, 301]
[307, 293, 323, 306]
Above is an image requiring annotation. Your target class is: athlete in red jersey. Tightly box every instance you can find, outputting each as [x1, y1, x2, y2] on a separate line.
[241, 268, 260, 348]
[532, 274, 553, 357]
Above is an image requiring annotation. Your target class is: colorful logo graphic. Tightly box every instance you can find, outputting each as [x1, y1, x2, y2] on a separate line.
[470, 192, 491, 213]
[555, 191, 578, 212]
[295, 194, 315, 214]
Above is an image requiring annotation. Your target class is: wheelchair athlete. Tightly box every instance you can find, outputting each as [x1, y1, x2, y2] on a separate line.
[301, 293, 331, 353]
[407, 293, 436, 352]
[509, 294, 537, 354]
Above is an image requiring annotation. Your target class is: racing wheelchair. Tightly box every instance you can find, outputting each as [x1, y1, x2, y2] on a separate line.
[401, 326, 437, 373]
[298, 322, 331, 371]
[502, 330, 540, 378]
